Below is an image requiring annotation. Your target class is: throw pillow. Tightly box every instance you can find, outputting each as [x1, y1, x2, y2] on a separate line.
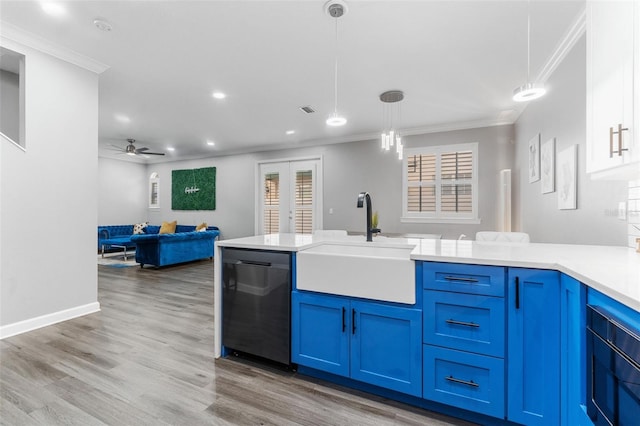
[159, 220, 177, 234]
[196, 222, 207, 232]
[133, 222, 148, 234]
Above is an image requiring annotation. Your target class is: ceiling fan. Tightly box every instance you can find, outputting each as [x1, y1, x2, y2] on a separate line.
[109, 138, 165, 157]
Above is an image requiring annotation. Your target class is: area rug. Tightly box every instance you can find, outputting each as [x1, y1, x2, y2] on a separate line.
[97, 252, 138, 268]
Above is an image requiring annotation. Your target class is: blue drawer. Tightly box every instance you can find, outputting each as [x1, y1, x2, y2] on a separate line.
[423, 290, 505, 358]
[423, 262, 505, 297]
[423, 344, 505, 419]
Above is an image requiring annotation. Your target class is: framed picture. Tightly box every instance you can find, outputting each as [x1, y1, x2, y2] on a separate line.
[528, 134, 540, 183]
[541, 138, 555, 194]
[557, 145, 577, 210]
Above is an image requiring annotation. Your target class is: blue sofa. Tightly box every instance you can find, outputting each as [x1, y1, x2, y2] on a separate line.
[131, 225, 220, 268]
[98, 225, 138, 259]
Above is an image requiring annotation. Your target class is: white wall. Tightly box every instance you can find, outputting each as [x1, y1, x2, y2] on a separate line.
[514, 35, 628, 245]
[98, 157, 148, 225]
[0, 39, 99, 335]
[145, 124, 514, 240]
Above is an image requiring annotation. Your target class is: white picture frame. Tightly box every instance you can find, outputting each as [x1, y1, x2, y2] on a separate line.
[557, 145, 577, 210]
[528, 134, 540, 183]
[541, 138, 555, 194]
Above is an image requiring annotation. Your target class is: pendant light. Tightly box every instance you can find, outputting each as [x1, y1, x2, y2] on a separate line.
[380, 90, 404, 160]
[513, 0, 546, 102]
[325, 1, 347, 126]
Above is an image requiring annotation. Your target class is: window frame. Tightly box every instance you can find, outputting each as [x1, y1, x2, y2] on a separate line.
[149, 172, 160, 209]
[401, 142, 480, 224]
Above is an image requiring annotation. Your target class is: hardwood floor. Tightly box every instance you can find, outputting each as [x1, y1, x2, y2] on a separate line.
[1, 260, 476, 426]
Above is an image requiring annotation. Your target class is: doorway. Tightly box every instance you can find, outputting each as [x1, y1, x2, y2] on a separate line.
[256, 158, 322, 235]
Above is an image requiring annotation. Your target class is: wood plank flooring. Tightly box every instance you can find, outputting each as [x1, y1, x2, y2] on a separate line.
[1, 260, 476, 425]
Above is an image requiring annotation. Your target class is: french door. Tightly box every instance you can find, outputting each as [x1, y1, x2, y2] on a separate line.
[257, 159, 321, 235]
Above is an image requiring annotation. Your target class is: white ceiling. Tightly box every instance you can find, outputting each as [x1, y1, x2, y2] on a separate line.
[0, 0, 585, 163]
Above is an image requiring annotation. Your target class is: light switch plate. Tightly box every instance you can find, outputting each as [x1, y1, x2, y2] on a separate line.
[618, 201, 627, 220]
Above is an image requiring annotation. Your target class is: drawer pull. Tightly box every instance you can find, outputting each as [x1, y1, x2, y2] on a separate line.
[443, 276, 479, 283]
[445, 319, 480, 328]
[445, 375, 479, 388]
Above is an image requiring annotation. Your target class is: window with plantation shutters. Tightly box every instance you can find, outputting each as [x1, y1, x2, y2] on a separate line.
[402, 143, 479, 223]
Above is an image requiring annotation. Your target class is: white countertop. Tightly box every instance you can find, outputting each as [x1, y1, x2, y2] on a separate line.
[217, 234, 640, 312]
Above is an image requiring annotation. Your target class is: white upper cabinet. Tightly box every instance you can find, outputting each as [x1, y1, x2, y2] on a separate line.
[586, 0, 640, 179]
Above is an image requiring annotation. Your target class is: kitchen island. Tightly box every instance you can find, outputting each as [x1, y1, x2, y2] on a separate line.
[214, 234, 640, 425]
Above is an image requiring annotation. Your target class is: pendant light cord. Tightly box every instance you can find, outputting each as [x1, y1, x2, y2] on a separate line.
[526, 0, 531, 82]
[333, 16, 339, 114]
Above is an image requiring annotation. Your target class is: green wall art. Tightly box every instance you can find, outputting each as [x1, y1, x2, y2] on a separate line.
[171, 167, 216, 210]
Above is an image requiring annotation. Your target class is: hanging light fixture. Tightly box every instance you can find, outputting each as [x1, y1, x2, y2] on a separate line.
[513, 0, 546, 102]
[380, 90, 404, 160]
[325, 1, 347, 126]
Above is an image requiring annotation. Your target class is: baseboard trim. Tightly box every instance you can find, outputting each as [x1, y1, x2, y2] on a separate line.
[0, 302, 101, 340]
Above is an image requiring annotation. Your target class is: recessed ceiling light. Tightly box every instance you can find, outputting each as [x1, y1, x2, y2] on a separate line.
[286, 130, 295, 135]
[93, 18, 113, 32]
[207, 140, 215, 146]
[167, 147, 175, 152]
[212, 91, 226, 99]
[40, 2, 67, 17]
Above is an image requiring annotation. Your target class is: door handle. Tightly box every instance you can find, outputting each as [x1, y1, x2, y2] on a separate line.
[610, 124, 629, 157]
[445, 319, 480, 328]
[352, 308, 356, 335]
[445, 375, 479, 388]
[443, 276, 478, 283]
[515, 276, 520, 309]
[342, 307, 346, 333]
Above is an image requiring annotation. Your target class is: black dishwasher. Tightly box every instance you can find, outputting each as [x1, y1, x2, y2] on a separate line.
[221, 247, 292, 365]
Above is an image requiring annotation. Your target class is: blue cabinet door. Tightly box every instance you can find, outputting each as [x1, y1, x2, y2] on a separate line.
[350, 300, 422, 397]
[560, 274, 588, 426]
[291, 291, 349, 377]
[507, 268, 560, 426]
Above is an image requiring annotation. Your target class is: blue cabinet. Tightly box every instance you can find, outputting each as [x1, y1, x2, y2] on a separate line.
[291, 291, 349, 376]
[422, 262, 506, 419]
[560, 274, 589, 426]
[291, 291, 422, 397]
[507, 268, 560, 426]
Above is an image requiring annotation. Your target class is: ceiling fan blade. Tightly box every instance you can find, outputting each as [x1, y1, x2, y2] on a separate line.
[143, 152, 165, 156]
[109, 144, 125, 151]
[137, 147, 149, 152]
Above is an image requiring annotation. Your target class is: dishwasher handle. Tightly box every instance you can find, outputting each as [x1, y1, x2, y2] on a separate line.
[237, 260, 272, 267]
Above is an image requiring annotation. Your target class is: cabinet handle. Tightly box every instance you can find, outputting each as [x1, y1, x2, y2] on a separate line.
[352, 308, 356, 335]
[443, 276, 478, 283]
[342, 307, 346, 333]
[445, 319, 480, 328]
[445, 375, 479, 388]
[515, 276, 520, 309]
[610, 124, 629, 157]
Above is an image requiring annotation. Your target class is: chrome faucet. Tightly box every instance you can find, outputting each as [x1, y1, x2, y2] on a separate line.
[357, 192, 380, 242]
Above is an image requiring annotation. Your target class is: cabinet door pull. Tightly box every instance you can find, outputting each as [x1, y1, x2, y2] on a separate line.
[445, 375, 479, 388]
[352, 308, 356, 335]
[342, 307, 346, 333]
[445, 319, 480, 328]
[610, 124, 629, 157]
[515, 276, 520, 309]
[443, 276, 478, 283]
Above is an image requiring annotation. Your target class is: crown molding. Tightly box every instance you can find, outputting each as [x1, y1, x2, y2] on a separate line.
[535, 5, 586, 84]
[0, 21, 109, 74]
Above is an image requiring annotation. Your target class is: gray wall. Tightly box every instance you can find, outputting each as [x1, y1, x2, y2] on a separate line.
[98, 158, 148, 225]
[1, 40, 99, 329]
[514, 35, 628, 245]
[0, 69, 19, 142]
[144, 124, 514, 240]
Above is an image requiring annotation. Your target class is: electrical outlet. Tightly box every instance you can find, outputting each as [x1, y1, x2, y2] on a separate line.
[329, 208, 334, 215]
[618, 201, 627, 220]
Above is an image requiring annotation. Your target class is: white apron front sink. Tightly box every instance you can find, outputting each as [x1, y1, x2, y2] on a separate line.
[296, 242, 416, 304]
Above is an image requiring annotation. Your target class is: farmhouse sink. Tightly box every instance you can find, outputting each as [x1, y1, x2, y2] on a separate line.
[296, 242, 416, 304]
